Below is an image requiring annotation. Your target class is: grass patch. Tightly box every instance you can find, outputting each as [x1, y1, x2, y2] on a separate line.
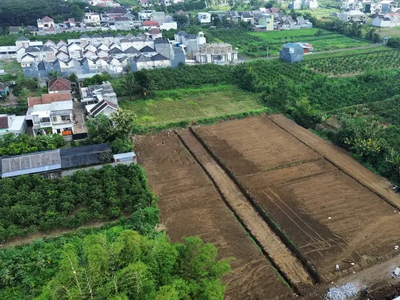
[121, 85, 263, 127]
[0, 60, 22, 75]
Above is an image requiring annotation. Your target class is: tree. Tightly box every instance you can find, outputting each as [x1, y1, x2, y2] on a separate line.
[134, 70, 156, 98]
[85, 114, 115, 144]
[111, 109, 136, 139]
[37, 231, 231, 300]
[173, 14, 189, 29]
[123, 72, 136, 101]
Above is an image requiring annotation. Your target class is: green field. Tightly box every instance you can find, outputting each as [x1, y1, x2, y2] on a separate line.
[307, 8, 339, 19]
[211, 28, 369, 58]
[304, 47, 400, 75]
[120, 85, 262, 126]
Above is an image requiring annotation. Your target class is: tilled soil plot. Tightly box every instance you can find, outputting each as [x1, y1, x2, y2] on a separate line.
[193, 115, 400, 282]
[135, 132, 294, 300]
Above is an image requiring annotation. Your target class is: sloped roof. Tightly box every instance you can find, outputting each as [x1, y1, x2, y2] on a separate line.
[109, 47, 124, 54]
[154, 38, 168, 44]
[1, 149, 61, 178]
[28, 92, 71, 107]
[124, 46, 141, 54]
[42, 16, 54, 22]
[151, 53, 168, 61]
[142, 21, 159, 26]
[90, 100, 118, 117]
[134, 54, 151, 62]
[17, 36, 29, 41]
[109, 7, 127, 14]
[140, 45, 156, 53]
[150, 28, 161, 34]
[0, 116, 9, 129]
[48, 77, 72, 92]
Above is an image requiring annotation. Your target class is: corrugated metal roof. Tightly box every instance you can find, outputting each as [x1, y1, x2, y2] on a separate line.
[1, 149, 61, 178]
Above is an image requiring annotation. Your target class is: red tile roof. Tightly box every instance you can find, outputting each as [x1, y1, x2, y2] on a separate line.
[149, 28, 161, 34]
[42, 16, 54, 22]
[48, 77, 72, 93]
[28, 92, 71, 107]
[0, 116, 9, 129]
[142, 21, 159, 26]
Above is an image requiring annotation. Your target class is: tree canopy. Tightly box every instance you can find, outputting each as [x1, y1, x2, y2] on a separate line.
[36, 230, 230, 300]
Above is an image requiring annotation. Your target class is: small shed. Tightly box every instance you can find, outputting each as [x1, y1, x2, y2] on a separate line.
[113, 151, 137, 163]
[60, 143, 112, 169]
[279, 43, 304, 63]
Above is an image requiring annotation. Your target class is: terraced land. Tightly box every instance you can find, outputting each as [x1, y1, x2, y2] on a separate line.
[193, 115, 400, 282]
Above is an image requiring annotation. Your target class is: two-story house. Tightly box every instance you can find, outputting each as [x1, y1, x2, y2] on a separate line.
[27, 93, 74, 136]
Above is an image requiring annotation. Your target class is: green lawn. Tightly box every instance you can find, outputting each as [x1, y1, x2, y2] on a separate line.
[212, 28, 370, 58]
[249, 29, 369, 53]
[0, 60, 22, 75]
[120, 85, 262, 126]
[307, 8, 340, 19]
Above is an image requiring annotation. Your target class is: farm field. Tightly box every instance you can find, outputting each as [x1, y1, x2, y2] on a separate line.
[192, 115, 400, 282]
[135, 132, 294, 300]
[212, 28, 369, 57]
[120, 85, 262, 127]
[304, 48, 400, 75]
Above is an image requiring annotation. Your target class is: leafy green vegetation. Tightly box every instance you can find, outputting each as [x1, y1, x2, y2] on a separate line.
[304, 49, 400, 75]
[0, 164, 155, 243]
[209, 28, 369, 57]
[120, 85, 262, 127]
[0, 134, 66, 156]
[0, 222, 230, 300]
[36, 231, 230, 300]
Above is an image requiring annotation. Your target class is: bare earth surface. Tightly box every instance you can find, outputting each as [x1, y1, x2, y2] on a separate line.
[177, 129, 313, 292]
[194, 116, 400, 283]
[135, 132, 293, 300]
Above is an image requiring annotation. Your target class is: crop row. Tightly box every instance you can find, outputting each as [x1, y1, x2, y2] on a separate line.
[305, 50, 400, 75]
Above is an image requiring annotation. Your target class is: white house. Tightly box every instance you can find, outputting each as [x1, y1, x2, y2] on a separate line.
[198, 12, 212, 24]
[86, 100, 119, 117]
[27, 92, 74, 136]
[84, 12, 101, 27]
[37, 16, 55, 32]
[339, 10, 367, 23]
[0, 115, 26, 137]
[196, 43, 238, 63]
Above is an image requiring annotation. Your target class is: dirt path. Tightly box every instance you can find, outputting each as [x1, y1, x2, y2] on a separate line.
[177, 129, 313, 292]
[268, 114, 400, 211]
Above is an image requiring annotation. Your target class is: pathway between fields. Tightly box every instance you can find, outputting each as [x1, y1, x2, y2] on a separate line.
[176, 129, 314, 292]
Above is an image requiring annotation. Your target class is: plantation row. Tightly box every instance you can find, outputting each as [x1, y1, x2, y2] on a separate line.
[0, 164, 155, 243]
[305, 49, 400, 75]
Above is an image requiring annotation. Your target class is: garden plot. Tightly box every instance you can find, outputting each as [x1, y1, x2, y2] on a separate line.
[194, 115, 400, 282]
[135, 132, 293, 300]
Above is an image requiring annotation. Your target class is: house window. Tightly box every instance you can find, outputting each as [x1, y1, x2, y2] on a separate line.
[61, 115, 71, 122]
[52, 116, 57, 122]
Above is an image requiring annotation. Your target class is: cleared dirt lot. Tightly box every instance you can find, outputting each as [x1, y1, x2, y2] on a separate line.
[135, 132, 293, 300]
[194, 115, 400, 282]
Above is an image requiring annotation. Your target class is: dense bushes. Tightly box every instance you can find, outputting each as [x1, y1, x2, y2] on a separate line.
[114, 64, 233, 96]
[0, 133, 66, 156]
[36, 231, 230, 300]
[0, 164, 155, 242]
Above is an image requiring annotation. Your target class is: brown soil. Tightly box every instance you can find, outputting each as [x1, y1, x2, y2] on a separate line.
[135, 132, 293, 300]
[177, 130, 313, 292]
[193, 115, 400, 283]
